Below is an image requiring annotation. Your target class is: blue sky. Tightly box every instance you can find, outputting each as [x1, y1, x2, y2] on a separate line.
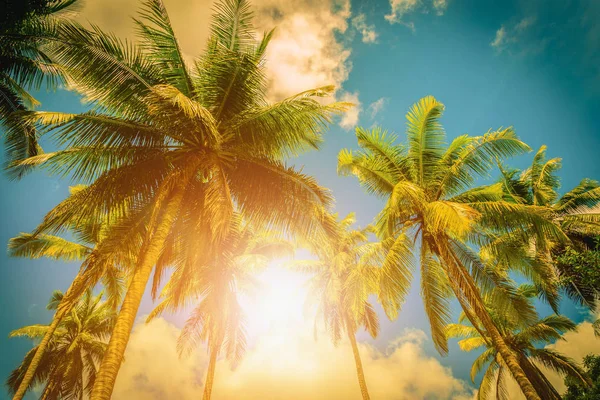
[1, 0, 599, 398]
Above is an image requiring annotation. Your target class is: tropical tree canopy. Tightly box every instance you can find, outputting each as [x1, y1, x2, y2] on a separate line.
[338, 95, 572, 399]
[6, 290, 116, 399]
[6, 0, 346, 398]
[446, 286, 590, 400]
[0, 0, 78, 174]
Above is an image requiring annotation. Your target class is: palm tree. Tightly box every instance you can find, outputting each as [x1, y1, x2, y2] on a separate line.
[0, 0, 78, 176]
[338, 96, 567, 399]
[7, 289, 116, 399]
[8, 185, 127, 400]
[147, 214, 293, 400]
[293, 212, 380, 400]
[497, 145, 600, 307]
[446, 289, 591, 399]
[8, 1, 347, 397]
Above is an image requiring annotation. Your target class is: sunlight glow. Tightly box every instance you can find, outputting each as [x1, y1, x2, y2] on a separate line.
[243, 264, 310, 337]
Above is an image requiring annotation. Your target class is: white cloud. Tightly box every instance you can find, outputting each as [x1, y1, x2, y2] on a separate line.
[491, 17, 536, 52]
[367, 97, 389, 119]
[113, 318, 205, 399]
[352, 13, 378, 44]
[491, 26, 508, 48]
[385, 0, 420, 25]
[385, 0, 449, 31]
[114, 319, 475, 400]
[77, 0, 353, 102]
[433, 0, 449, 16]
[339, 91, 362, 130]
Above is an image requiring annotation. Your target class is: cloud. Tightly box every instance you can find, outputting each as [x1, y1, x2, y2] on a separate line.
[114, 318, 475, 399]
[490, 17, 537, 52]
[77, 0, 353, 101]
[491, 26, 508, 49]
[433, 0, 449, 16]
[338, 91, 362, 130]
[384, 0, 449, 31]
[113, 318, 205, 399]
[352, 13, 378, 44]
[367, 97, 389, 119]
[385, 0, 420, 26]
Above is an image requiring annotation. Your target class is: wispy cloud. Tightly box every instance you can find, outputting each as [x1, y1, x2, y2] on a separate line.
[385, 0, 449, 32]
[339, 91, 362, 130]
[491, 17, 537, 52]
[385, 0, 420, 29]
[352, 13, 378, 44]
[433, 0, 449, 16]
[368, 97, 389, 119]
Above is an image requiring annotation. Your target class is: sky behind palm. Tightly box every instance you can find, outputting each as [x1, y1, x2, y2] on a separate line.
[1, 0, 599, 398]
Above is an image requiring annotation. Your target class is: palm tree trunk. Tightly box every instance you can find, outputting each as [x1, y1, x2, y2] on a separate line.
[40, 379, 55, 400]
[90, 188, 185, 400]
[440, 245, 541, 400]
[346, 318, 371, 400]
[202, 344, 219, 400]
[519, 354, 562, 400]
[12, 272, 87, 400]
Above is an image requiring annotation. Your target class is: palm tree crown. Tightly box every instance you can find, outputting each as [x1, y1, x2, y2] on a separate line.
[447, 287, 591, 400]
[7, 290, 116, 399]
[338, 96, 567, 399]
[296, 212, 380, 400]
[7, 1, 347, 397]
[148, 214, 293, 400]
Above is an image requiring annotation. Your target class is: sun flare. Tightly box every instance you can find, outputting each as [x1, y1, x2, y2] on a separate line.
[243, 264, 310, 335]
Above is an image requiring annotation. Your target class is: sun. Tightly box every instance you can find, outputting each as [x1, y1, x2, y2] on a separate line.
[243, 264, 309, 336]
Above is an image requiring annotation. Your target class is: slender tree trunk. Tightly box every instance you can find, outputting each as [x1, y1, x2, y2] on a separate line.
[439, 244, 541, 400]
[519, 354, 562, 400]
[202, 344, 219, 400]
[40, 379, 55, 400]
[12, 272, 87, 400]
[90, 188, 185, 400]
[346, 318, 371, 400]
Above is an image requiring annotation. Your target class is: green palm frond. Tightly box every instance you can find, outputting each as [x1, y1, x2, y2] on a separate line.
[134, 0, 193, 95]
[8, 233, 91, 261]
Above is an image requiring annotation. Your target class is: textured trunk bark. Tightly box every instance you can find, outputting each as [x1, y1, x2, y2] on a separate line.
[202, 345, 219, 400]
[439, 243, 541, 400]
[39, 379, 55, 400]
[90, 188, 185, 400]
[346, 318, 371, 400]
[13, 272, 87, 400]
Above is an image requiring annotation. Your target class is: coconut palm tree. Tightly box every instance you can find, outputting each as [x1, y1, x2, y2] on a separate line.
[338, 96, 567, 399]
[293, 212, 380, 400]
[497, 145, 600, 308]
[0, 0, 78, 176]
[147, 214, 293, 400]
[6, 289, 116, 399]
[446, 288, 591, 399]
[8, 185, 128, 400]
[7, 1, 346, 397]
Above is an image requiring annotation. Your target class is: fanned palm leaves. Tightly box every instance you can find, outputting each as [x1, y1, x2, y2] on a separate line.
[0, 0, 78, 177]
[446, 289, 591, 400]
[8, 185, 128, 400]
[7, 1, 346, 398]
[294, 212, 381, 400]
[498, 146, 600, 308]
[339, 95, 554, 399]
[6, 290, 116, 399]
